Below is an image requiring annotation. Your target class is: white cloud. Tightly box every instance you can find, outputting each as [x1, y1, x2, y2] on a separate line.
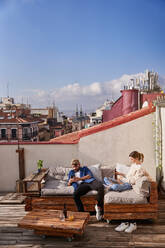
[18, 72, 165, 114]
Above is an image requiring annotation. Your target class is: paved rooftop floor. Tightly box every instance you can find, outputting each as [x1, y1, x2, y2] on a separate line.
[0, 194, 165, 248]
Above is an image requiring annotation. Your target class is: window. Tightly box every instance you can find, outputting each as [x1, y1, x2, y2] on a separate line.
[11, 129, 17, 139]
[1, 129, 6, 139]
[23, 127, 31, 140]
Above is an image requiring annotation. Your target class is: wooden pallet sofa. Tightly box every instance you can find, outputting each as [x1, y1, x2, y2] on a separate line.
[25, 165, 100, 212]
[24, 164, 158, 221]
[104, 181, 158, 221]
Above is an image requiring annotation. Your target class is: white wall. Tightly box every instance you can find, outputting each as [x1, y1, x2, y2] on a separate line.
[78, 113, 156, 179]
[0, 144, 78, 192]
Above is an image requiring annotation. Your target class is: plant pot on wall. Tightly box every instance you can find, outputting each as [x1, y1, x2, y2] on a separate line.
[37, 160, 43, 173]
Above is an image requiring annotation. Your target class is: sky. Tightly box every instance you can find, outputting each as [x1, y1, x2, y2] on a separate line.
[0, 0, 165, 114]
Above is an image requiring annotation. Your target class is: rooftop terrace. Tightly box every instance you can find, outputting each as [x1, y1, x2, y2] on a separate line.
[0, 194, 165, 248]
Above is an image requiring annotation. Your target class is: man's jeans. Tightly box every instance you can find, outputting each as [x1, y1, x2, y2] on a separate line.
[104, 177, 132, 192]
[73, 179, 104, 212]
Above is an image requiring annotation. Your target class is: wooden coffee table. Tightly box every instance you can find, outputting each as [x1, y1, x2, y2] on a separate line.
[18, 209, 90, 241]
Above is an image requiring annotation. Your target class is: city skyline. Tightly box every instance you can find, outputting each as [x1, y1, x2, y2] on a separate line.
[0, 0, 165, 113]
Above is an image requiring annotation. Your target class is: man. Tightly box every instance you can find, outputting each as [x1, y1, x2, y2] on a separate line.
[68, 159, 104, 220]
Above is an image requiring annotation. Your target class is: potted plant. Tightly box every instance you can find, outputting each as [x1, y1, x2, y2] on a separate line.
[37, 160, 43, 173]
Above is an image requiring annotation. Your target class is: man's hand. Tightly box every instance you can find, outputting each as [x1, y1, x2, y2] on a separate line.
[71, 177, 80, 182]
[68, 177, 75, 185]
[68, 177, 81, 186]
[68, 174, 91, 186]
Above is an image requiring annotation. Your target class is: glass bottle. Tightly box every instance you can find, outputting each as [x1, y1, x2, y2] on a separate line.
[63, 204, 67, 219]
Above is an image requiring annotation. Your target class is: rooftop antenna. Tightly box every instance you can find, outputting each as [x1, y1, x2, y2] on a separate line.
[7, 82, 9, 98]
[76, 104, 78, 117]
[80, 104, 83, 117]
[52, 100, 56, 108]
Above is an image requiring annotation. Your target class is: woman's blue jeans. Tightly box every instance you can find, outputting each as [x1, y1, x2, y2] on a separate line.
[104, 177, 132, 192]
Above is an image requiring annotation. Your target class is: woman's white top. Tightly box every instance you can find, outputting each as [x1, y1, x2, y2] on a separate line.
[119, 163, 147, 185]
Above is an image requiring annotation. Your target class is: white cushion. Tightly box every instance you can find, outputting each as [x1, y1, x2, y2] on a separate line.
[104, 189, 147, 204]
[89, 164, 102, 181]
[116, 163, 131, 175]
[42, 186, 74, 195]
[48, 167, 71, 181]
[41, 186, 97, 196]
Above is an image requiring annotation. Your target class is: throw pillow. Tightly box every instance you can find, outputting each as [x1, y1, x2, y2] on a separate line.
[116, 163, 131, 175]
[101, 166, 115, 179]
[48, 167, 71, 181]
[133, 176, 150, 197]
[89, 164, 102, 182]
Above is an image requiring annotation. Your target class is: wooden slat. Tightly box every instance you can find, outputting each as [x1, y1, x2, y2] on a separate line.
[150, 181, 158, 204]
[104, 203, 158, 212]
[104, 212, 158, 220]
[31, 196, 97, 206]
[23, 169, 48, 182]
[35, 229, 74, 238]
[0, 193, 26, 204]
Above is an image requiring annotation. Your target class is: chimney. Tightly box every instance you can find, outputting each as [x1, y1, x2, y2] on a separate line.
[121, 89, 139, 115]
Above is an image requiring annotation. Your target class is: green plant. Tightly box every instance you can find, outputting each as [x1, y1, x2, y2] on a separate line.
[37, 160, 43, 170]
[152, 111, 162, 183]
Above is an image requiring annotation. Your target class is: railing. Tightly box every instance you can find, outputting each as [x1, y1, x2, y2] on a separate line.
[0, 136, 8, 140]
[0, 135, 18, 141]
[22, 135, 32, 141]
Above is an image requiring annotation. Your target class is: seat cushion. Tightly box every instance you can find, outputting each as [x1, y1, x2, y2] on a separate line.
[41, 177, 98, 196]
[104, 189, 148, 204]
[41, 186, 97, 196]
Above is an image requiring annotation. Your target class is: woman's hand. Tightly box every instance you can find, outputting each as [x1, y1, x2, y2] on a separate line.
[116, 171, 125, 177]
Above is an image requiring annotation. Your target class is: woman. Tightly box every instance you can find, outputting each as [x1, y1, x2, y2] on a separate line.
[104, 151, 151, 233]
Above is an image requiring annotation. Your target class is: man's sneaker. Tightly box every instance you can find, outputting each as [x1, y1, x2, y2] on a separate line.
[125, 222, 137, 233]
[95, 204, 102, 221]
[115, 222, 129, 232]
